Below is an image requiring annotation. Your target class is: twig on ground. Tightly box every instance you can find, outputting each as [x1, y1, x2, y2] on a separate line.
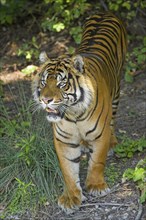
[80, 202, 130, 208]
[135, 199, 143, 220]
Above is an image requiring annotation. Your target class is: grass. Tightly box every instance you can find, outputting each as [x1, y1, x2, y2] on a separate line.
[105, 163, 121, 187]
[0, 82, 63, 217]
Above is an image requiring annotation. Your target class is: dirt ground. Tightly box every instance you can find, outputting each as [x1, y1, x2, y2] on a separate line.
[0, 21, 146, 220]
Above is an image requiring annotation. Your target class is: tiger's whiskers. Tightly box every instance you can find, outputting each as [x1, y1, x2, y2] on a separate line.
[30, 101, 41, 114]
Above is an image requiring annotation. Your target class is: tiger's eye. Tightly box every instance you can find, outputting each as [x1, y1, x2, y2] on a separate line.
[59, 82, 66, 88]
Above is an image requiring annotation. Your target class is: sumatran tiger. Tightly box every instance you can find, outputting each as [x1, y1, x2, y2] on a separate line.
[32, 12, 127, 213]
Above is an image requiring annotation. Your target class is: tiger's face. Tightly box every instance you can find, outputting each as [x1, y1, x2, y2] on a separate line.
[32, 52, 93, 122]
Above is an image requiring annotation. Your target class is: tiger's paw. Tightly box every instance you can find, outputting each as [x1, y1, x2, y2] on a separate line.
[86, 182, 110, 197]
[58, 191, 83, 214]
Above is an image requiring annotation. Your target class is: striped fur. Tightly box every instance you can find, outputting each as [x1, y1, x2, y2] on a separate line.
[32, 12, 127, 213]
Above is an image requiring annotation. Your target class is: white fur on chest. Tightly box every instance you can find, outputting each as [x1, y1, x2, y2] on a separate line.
[54, 117, 100, 144]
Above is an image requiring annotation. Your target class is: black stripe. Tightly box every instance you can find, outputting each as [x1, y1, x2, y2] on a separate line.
[101, 23, 119, 38]
[88, 91, 98, 120]
[64, 115, 76, 122]
[95, 38, 116, 61]
[101, 28, 118, 41]
[85, 16, 103, 26]
[78, 54, 102, 81]
[55, 137, 79, 147]
[57, 68, 64, 73]
[55, 126, 70, 139]
[86, 101, 104, 136]
[67, 77, 77, 102]
[68, 72, 73, 79]
[100, 32, 117, 48]
[72, 77, 77, 101]
[67, 156, 81, 163]
[64, 83, 70, 91]
[112, 111, 117, 116]
[71, 86, 84, 106]
[94, 112, 108, 140]
[77, 107, 92, 121]
[45, 63, 56, 68]
[90, 48, 115, 71]
[58, 62, 68, 69]
[55, 124, 71, 136]
[68, 92, 77, 101]
[81, 47, 115, 72]
[89, 56, 103, 72]
[78, 86, 84, 102]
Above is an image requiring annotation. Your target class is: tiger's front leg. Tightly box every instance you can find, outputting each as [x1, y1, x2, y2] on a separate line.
[54, 137, 84, 214]
[86, 125, 111, 196]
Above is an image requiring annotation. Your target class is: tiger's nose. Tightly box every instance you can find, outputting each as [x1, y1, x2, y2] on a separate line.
[41, 97, 53, 104]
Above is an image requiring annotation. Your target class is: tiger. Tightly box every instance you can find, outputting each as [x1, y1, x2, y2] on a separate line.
[32, 12, 127, 214]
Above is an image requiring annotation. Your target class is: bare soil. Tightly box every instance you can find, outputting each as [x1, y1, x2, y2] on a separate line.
[0, 20, 146, 220]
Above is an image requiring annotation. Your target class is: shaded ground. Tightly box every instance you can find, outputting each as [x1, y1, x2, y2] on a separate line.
[0, 20, 146, 220]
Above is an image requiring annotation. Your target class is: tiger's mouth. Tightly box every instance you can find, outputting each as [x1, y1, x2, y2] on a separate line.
[45, 107, 60, 115]
[45, 107, 59, 114]
[45, 107, 64, 119]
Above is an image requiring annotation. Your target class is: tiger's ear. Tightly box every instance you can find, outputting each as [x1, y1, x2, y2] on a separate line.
[39, 51, 49, 63]
[72, 55, 84, 74]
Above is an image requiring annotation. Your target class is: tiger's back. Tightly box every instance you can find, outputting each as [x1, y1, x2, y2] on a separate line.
[78, 13, 127, 74]
[78, 12, 127, 103]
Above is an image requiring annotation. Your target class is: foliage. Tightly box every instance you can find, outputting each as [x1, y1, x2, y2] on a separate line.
[41, 0, 90, 44]
[105, 0, 146, 21]
[69, 26, 83, 44]
[0, 83, 63, 216]
[125, 36, 146, 83]
[114, 137, 146, 158]
[0, 0, 27, 24]
[123, 159, 146, 203]
[115, 137, 146, 203]
[17, 37, 39, 61]
[1, 0, 146, 26]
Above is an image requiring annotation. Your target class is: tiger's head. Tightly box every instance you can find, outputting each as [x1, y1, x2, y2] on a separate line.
[32, 52, 94, 122]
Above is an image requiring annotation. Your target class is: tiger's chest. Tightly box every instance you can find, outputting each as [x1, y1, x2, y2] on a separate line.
[53, 117, 102, 144]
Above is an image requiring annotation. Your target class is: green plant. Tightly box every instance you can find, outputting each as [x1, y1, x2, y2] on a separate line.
[7, 178, 37, 214]
[69, 26, 82, 44]
[123, 159, 146, 203]
[16, 135, 36, 166]
[125, 36, 146, 83]
[21, 65, 38, 76]
[17, 37, 39, 61]
[114, 137, 146, 158]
